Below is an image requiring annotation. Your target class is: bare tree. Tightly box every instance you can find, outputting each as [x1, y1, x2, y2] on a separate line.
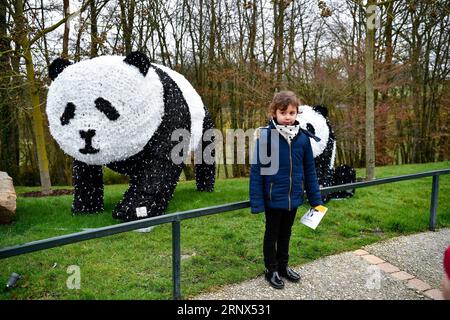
[62, 0, 70, 58]
[11, 0, 92, 193]
[365, 0, 377, 180]
[0, 0, 19, 181]
[118, 0, 135, 55]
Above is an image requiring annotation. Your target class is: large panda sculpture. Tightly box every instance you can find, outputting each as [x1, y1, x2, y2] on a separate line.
[46, 51, 215, 222]
[297, 105, 355, 202]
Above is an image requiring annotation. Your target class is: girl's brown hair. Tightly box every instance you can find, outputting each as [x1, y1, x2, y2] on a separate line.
[268, 91, 301, 117]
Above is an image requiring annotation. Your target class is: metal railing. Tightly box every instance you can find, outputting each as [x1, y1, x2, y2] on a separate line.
[0, 168, 449, 299]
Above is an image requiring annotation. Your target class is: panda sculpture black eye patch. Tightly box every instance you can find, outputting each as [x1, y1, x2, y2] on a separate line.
[61, 102, 76, 126]
[95, 97, 120, 121]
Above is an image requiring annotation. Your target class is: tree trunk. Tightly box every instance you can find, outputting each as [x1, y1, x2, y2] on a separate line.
[183, 163, 195, 181]
[381, 0, 394, 101]
[62, 0, 70, 58]
[74, 11, 85, 62]
[14, 0, 52, 194]
[119, 0, 136, 55]
[274, 0, 285, 90]
[90, 0, 98, 57]
[0, 1, 19, 182]
[287, 1, 295, 85]
[365, 0, 376, 180]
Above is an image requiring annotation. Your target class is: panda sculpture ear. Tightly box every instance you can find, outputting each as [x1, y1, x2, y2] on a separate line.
[124, 51, 151, 76]
[48, 58, 72, 81]
[313, 105, 328, 118]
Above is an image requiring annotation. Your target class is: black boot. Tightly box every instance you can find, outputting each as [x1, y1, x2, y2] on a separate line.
[278, 266, 301, 282]
[264, 270, 284, 289]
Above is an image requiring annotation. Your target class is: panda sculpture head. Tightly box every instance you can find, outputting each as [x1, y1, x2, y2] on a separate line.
[46, 52, 164, 165]
[297, 105, 336, 188]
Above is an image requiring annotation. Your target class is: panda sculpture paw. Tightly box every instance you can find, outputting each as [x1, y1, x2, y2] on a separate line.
[72, 205, 104, 215]
[72, 191, 104, 214]
[196, 182, 214, 192]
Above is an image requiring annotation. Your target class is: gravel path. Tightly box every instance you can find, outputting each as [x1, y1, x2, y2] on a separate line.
[364, 228, 450, 288]
[193, 229, 450, 300]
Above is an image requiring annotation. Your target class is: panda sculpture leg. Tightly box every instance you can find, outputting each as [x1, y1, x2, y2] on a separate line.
[112, 159, 184, 221]
[330, 164, 356, 199]
[315, 162, 334, 204]
[195, 108, 215, 192]
[72, 160, 104, 213]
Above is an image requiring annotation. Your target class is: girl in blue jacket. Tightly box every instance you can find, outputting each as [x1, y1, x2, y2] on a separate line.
[250, 91, 323, 289]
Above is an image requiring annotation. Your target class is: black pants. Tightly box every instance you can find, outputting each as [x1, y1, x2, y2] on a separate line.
[263, 207, 297, 272]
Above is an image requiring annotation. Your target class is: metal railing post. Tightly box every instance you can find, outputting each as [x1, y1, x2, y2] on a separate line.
[429, 175, 439, 231]
[172, 220, 181, 299]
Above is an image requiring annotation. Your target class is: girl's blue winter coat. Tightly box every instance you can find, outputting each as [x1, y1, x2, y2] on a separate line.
[249, 120, 323, 213]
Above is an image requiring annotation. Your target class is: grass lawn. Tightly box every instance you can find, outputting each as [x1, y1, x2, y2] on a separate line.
[0, 161, 449, 299]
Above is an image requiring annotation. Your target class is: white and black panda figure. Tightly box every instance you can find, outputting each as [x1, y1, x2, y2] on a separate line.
[46, 51, 215, 222]
[297, 105, 355, 202]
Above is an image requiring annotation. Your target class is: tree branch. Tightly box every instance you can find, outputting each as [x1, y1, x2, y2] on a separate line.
[29, 0, 95, 46]
[0, 49, 22, 58]
[375, 0, 397, 6]
[3, 0, 15, 16]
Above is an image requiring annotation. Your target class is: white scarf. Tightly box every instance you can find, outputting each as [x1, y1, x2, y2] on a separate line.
[272, 119, 300, 144]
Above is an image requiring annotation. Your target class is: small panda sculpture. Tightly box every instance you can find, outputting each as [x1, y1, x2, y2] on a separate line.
[297, 105, 355, 202]
[46, 51, 215, 222]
